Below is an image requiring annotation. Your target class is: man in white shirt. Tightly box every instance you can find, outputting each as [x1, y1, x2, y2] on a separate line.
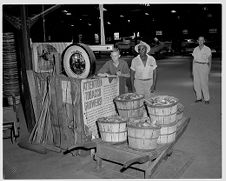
[130, 41, 157, 98]
[192, 36, 212, 104]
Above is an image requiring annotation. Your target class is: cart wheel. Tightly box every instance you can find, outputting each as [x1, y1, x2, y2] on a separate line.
[63, 43, 96, 79]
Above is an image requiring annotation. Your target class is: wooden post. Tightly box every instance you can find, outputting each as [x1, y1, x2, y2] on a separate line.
[99, 4, 105, 45]
[19, 5, 36, 132]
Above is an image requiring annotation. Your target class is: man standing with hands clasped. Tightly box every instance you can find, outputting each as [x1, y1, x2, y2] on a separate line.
[192, 36, 212, 104]
[130, 41, 157, 98]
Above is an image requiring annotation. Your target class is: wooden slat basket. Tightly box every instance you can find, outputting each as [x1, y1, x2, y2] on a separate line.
[157, 120, 178, 144]
[114, 93, 145, 118]
[97, 115, 127, 144]
[145, 95, 179, 125]
[127, 117, 160, 151]
[176, 103, 184, 128]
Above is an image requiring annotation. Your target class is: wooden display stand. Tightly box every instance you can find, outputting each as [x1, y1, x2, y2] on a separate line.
[27, 70, 119, 151]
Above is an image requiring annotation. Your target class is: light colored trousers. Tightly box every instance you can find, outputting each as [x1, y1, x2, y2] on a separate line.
[193, 63, 210, 101]
[134, 79, 153, 98]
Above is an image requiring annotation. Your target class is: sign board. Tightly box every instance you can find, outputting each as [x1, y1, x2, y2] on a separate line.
[88, 44, 114, 52]
[114, 32, 120, 40]
[182, 29, 188, 34]
[209, 28, 217, 34]
[81, 77, 119, 137]
[156, 31, 163, 35]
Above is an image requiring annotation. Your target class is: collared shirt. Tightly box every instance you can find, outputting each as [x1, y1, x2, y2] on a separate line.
[192, 45, 211, 63]
[98, 59, 130, 76]
[98, 59, 130, 94]
[130, 54, 157, 79]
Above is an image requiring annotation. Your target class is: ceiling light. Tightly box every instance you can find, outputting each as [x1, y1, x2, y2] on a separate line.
[171, 10, 176, 13]
[207, 13, 213, 18]
[62, 10, 68, 13]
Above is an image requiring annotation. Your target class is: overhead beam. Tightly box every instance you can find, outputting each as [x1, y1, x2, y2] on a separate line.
[30, 5, 61, 27]
[3, 13, 21, 30]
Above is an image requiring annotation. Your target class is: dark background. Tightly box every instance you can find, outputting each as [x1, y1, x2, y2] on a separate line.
[3, 4, 222, 52]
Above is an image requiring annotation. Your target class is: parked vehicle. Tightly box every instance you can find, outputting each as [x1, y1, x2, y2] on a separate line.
[181, 38, 217, 55]
[115, 37, 136, 55]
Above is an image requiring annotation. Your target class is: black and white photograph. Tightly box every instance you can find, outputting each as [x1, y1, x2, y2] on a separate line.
[1, 2, 224, 179]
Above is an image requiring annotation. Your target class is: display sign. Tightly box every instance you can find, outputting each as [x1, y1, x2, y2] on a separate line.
[81, 77, 119, 137]
[88, 44, 114, 52]
[114, 32, 120, 40]
[156, 31, 163, 35]
[182, 29, 188, 35]
[209, 28, 217, 34]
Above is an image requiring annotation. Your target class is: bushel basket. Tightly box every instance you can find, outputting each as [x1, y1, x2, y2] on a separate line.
[127, 117, 160, 151]
[114, 93, 144, 118]
[97, 115, 127, 144]
[145, 95, 179, 125]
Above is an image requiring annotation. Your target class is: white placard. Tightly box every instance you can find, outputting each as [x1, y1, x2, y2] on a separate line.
[81, 77, 119, 137]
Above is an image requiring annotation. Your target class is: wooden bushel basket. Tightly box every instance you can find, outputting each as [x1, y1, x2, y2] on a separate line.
[114, 93, 144, 110]
[117, 105, 144, 118]
[127, 117, 161, 151]
[176, 103, 184, 128]
[97, 116, 127, 144]
[145, 95, 179, 125]
[157, 120, 178, 144]
[114, 93, 144, 118]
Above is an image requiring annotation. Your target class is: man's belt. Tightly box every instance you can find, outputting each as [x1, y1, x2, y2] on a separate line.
[194, 61, 209, 65]
[137, 78, 152, 81]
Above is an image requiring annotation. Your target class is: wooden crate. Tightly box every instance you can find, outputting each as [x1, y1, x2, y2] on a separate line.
[29, 73, 87, 149]
[29, 73, 119, 150]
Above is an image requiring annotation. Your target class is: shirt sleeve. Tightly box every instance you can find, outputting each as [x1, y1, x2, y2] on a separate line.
[98, 61, 110, 74]
[121, 61, 130, 74]
[192, 48, 196, 57]
[130, 58, 136, 71]
[207, 47, 212, 57]
[152, 58, 157, 70]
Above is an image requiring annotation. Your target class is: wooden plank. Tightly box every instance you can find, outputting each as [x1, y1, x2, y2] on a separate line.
[26, 70, 38, 123]
[49, 75, 61, 147]
[55, 75, 66, 149]
[147, 117, 190, 178]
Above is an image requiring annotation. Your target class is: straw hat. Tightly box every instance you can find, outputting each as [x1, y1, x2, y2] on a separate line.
[134, 41, 151, 53]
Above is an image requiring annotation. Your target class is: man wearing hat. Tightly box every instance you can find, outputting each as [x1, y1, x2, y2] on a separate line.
[130, 41, 157, 98]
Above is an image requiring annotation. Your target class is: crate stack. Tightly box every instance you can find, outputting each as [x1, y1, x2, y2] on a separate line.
[3, 32, 20, 105]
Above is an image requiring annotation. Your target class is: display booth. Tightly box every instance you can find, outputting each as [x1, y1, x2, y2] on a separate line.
[28, 42, 118, 150]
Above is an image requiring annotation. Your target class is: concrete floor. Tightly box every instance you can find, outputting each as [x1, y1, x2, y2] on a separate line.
[2, 55, 222, 179]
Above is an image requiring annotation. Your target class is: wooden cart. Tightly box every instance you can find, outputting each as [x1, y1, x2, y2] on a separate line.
[64, 116, 190, 179]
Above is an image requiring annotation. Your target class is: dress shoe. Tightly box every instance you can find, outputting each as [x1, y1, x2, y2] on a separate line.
[195, 99, 202, 103]
[204, 101, 210, 104]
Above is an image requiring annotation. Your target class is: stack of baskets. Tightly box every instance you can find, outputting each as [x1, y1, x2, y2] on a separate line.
[96, 93, 185, 151]
[145, 95, 179, 144]
[3, 32, 20, 105]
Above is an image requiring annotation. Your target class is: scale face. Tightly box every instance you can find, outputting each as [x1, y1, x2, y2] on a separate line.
[69, 51, 86, 75]
[63, 44, 96, 79]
